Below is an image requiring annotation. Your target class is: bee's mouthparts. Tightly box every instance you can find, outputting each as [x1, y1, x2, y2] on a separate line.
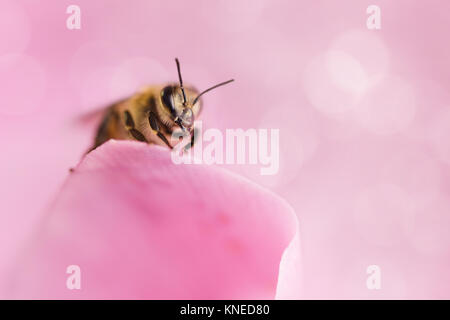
[176, 108, 194, 130]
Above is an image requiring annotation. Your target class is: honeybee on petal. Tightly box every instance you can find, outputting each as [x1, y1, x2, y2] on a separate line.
[90, 58, 234, 151]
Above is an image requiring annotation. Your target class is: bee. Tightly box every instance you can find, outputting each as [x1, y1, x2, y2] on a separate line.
[90, 58, 234, 151]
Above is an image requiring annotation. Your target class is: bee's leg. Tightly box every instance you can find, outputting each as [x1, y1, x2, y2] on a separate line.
[148, 111, 173, 149]
[91, 108, 118, 151]
[124, 110, 148, 143]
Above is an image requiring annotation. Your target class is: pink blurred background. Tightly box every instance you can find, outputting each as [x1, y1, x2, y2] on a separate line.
[1, 0, 450, 299]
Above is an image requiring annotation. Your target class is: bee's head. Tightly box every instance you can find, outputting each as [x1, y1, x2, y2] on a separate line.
[160, 58, 234, 132]
[160, 84, 199, 131]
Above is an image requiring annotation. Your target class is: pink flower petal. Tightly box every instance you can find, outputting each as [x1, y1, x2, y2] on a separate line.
[7, 140, 299, 299]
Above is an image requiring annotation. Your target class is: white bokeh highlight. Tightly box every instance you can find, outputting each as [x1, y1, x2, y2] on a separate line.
[303, 52, 364, 116]
[354, 75, 416, 135]
[330, 29, 389, 79]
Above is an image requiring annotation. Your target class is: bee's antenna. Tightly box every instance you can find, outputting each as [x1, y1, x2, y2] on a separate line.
[175, 58, 187, 105]
[193, 79, 234, 105]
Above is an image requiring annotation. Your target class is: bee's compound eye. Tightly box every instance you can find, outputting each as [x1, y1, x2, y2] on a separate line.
[161, 86, 176, 116]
